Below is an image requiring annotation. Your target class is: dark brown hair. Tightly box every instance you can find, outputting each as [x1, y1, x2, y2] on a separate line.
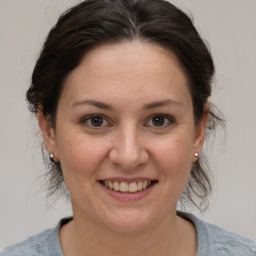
[27, 0, 224, 210]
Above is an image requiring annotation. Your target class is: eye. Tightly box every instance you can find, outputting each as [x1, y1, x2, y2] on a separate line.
[81, 114, 110, 128]
[145, 114, 175, 128]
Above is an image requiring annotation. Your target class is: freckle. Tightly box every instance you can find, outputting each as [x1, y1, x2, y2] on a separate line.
[67, 141, 73, 146]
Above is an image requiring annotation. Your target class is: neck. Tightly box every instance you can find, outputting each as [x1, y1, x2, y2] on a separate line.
[59, 211, 197, 256]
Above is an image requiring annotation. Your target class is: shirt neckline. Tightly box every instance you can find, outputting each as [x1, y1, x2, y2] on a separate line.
[52, 213, 209, 256]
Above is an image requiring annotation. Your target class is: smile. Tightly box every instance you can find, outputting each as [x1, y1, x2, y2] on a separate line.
[99, 180, 157, 193]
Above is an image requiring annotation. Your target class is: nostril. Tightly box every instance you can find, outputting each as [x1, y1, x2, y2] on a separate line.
[108, 140, 149, 170]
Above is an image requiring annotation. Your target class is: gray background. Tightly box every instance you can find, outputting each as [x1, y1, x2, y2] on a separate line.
[0, 0, 255, 249]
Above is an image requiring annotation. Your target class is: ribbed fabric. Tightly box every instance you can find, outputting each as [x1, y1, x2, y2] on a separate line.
[1, 220, 64, 256]
[179, 212, 256, 255]
[2, 213, 256, 256]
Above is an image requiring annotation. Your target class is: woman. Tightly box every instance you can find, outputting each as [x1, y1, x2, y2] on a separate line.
[2, 0, 255, 255]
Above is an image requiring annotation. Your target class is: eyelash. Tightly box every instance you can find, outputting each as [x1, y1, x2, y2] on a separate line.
[145, 114, 175, 128]
[80, 114, 175, 129]
[80, 114, 111, 128]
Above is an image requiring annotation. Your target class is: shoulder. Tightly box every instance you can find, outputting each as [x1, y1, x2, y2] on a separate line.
[1, 228, 54, 256]
[205, 222, 256, 256]
[1, 217, 71, 256]
[0, 216, 70, 256]
[179, 212, 256, 256]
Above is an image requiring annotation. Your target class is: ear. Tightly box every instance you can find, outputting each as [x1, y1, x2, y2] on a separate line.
[38, 109, 59, 162]
[192, 105, 209, 161]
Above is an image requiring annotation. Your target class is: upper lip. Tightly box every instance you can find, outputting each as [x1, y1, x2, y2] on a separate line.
[98, 177, 157, 183]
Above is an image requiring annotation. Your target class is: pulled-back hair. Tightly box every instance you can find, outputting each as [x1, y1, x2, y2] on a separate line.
[27, 0, 224, 210]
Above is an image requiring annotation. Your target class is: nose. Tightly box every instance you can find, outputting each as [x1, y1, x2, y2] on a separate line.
[109, 125, 149, 170]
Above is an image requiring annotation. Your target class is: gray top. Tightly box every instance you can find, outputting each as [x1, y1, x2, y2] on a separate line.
[1, 213, 256, 256]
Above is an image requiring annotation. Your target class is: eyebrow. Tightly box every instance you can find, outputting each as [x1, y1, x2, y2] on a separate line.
[72, 99, 182, 110]
[72, 99, 115, 110]
[143, 99, 183, 110]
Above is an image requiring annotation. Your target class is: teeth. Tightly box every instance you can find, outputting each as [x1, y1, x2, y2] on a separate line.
[128, 182, 137, 192]
[137, 181, 143, 191]
[113, 181, 120, 191]
[102, 180, 154, 193]
[108, 181, 113, 189]
[142, 181, 147, 189]
[120, 182, 129, 192]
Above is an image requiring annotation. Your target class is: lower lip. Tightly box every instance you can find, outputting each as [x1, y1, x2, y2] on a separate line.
[98, 182, 157, 201]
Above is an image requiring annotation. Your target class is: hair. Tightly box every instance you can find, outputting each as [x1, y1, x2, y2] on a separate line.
[27, 0, 224, 210]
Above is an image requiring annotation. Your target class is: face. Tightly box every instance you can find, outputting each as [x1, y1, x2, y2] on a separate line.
[40, 41, 207, 233]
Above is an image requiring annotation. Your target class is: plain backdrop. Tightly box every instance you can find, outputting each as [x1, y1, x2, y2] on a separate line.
[0, 0, 255, 250]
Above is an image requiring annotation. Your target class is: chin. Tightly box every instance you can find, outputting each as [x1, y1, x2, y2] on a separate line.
[100, 209, 158, 234]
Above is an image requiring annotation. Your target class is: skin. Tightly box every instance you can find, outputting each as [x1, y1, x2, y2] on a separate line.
[39, 41, 208, 256]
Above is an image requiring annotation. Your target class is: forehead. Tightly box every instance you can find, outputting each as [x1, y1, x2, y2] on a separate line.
[60, 41, 191, 107]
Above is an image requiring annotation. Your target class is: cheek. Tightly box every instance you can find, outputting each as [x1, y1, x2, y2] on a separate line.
[56, 134, 110, 205]
[56, 132, 109, 180]
[152, 133, 194, 178]
[148, 135, 194, 210]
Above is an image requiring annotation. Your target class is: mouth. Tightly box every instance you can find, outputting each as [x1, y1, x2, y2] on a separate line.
[99, 180, 158, 193]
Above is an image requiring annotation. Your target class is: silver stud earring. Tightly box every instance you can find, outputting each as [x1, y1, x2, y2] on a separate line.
[194, 152, 199, 157]
[49, 152, 55, 162]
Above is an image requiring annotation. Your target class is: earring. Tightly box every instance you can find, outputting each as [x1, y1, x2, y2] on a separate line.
[49, 152, 62, 172]
[49, 152, 55, 162]
[194, 152, 199, 157]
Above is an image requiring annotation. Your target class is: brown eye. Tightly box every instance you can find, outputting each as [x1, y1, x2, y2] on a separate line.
[152, 116, 165, 126]
[145, 114, 174, 128]
[90, 116, 104, 127]
[82, 114, 110, 128]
